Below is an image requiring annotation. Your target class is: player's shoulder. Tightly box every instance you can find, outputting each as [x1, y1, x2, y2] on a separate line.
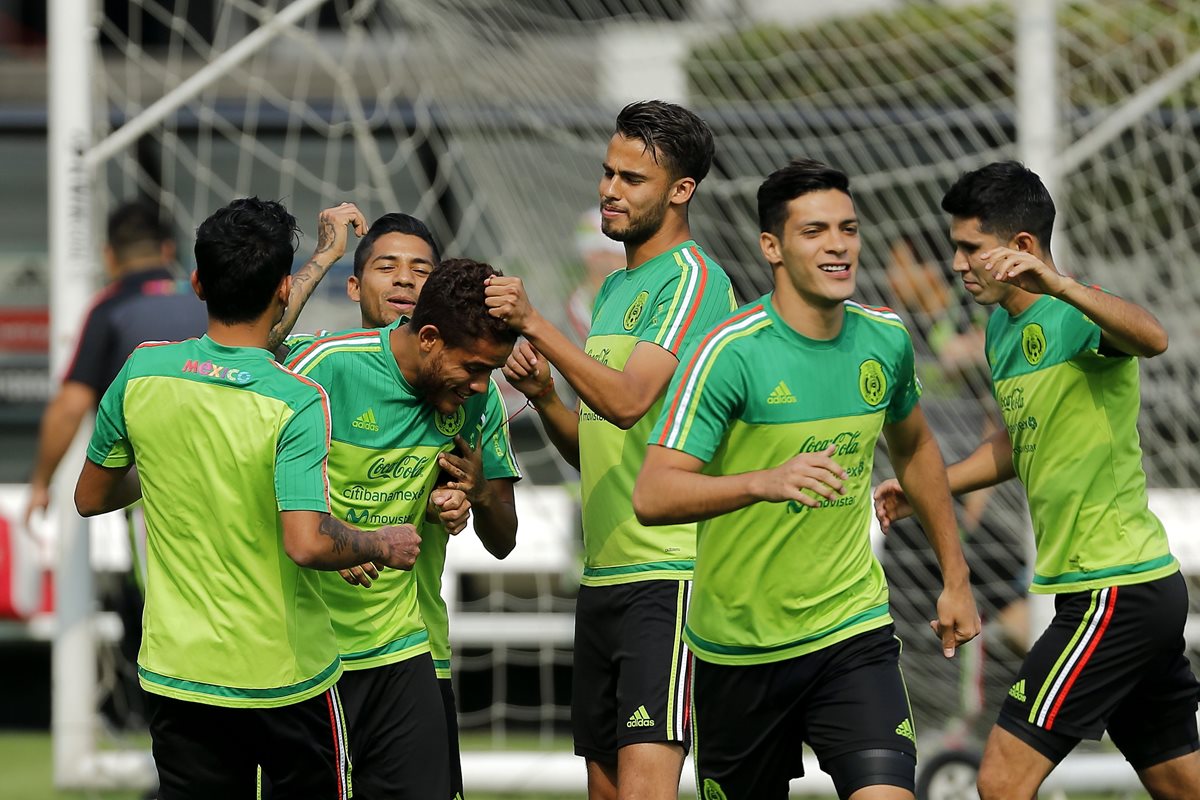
[687, 298, 774, 362]
[285, 325, 385, 373]
[844, 300, 912, 340]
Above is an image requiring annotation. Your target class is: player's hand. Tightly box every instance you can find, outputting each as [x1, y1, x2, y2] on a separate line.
[502, 340, 553, 400]
[339, 561, 380, 588]
[430, 488, 471, 535]
[754, 446, 847, 507]
[484, 276, 538, 332]
[980, 247, 1070, 297]
[377, 523, 421, 571]
[872, 478, 914, 532]
[23, 482, 50, 534]
[931, 583, 982, 658]
[439, 436, 485, 505]
[312, 202, 368, 267]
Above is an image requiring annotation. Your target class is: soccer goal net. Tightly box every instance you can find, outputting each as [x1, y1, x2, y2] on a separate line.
[48, 0, 1200, 794]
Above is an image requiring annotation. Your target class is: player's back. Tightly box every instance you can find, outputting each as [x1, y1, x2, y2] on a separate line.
[90, 336, 341, 707]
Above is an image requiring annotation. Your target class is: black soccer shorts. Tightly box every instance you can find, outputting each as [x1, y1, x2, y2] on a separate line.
[998, 571, 1200, 768]
[147, 686, 351, 800]
[691, 624, 916, 800]
[572, 580, 692, 763]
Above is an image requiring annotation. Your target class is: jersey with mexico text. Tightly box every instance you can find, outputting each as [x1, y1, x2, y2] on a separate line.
[986, 289, 1177, 594]
[87, 336, 341, 707]
[286, 321, 489, 671]
[416, 379, 522, 679]
[579, 240, 736, 587]
[650, 298, 921, 666]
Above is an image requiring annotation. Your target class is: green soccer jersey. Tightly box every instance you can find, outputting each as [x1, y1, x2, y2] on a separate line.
[286, 322, 489, 670]
[650, 298, 922, 666]
[87, 337, 341, 708]
[416, 378, 522, 679]
[986, 290, 1176, 594]
[579, 241, 736, 586]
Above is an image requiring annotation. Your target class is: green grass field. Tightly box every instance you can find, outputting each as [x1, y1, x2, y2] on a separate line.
[0, 730, 1152, 800]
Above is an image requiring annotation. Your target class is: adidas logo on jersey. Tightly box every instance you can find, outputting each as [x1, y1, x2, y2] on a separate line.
[1009, 679, 1027, 703]
[627, 705, 655, 728]
[895, 718, 915, 742]
[352, 408, 380, 432]
[767, 380, 796, 405]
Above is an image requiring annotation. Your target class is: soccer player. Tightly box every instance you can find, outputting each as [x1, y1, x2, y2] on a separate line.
[633, 159, 980, 800]
[285, 210, 521, 799]
[284, 258, 518, 800]
[73, 197, 423, 800]
[874, 161, 1200, 800]
[488, 100, 736, 800]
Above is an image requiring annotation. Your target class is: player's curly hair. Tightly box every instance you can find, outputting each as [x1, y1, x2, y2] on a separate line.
[941, 161, 1055, 249]
[757, 158, 852, 237]
[411, 258, 517, 348]
[194, 197, 299, 324]
[615, 100, 715, 186]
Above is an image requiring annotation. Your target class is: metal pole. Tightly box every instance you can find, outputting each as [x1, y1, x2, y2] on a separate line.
[48, 0, 97, 788]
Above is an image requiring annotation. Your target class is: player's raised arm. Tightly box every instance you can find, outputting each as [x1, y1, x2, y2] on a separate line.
[882, 403, 980, 657]
[487, 275, 676, 429]
[634, 444, 847, 526]
[268, 202, 368, 353]
[502, 339, 581, 468]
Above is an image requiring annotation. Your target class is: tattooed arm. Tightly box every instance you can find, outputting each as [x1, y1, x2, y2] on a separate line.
[268, 202, 369, 354]
[280, 510, 422, 571]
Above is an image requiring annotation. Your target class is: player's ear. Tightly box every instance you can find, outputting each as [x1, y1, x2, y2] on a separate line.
[670, 176, 697, 206]
[276, 274, 293, 304]
[759, 230, 782, 267]
[347, 274, 361, 303]
[189, 270, 206, 301]
[417, 323, 443, 354]
[1012, 231, 1037, 254]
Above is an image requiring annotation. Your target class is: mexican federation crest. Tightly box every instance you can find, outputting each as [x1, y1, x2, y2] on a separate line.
[859, 358, 887, 406]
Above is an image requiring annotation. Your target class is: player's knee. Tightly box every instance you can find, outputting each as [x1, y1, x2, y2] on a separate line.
[976, 757, 1022, 800]
[825, 748, 915, 799]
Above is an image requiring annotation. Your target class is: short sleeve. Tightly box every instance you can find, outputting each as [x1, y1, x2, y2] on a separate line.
[65, 303, 116, 393]
[886, 333, 922, 425]
[1059, 283, 1105, 357]
[274, 388, 332, 512]
[282, 333, 318, 364]
[647, 251, 737, 357]
[478, 380, 521, 481]
[85, 357, 134, 467]
[650, 339, 744, 463]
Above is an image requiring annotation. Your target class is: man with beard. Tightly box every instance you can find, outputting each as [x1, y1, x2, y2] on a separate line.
[285, 259, 517, 799]
[487, 100, 736, 800]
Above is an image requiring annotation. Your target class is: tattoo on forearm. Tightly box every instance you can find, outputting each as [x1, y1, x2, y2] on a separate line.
[318, 515, 382, 560]
[315, 218, 336, 255]
[266, 257, 335, 351]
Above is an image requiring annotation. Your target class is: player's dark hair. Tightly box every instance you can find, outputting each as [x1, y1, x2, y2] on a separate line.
[107, 200, 173, 261]
[411, 258, 517, 349]
[353, 213, 442, 278]
[194, 197, 299, 324]
[757, 158, 852, 237]
[614, 100, 715, 186]
[941, 160, 1055, 248]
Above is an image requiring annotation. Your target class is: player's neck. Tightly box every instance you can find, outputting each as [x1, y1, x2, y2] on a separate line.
[624, 215, 692, 270]
[205, 318, 273, 351]
[770, 289, 845, 341]
[390, 325, 422, 387]
[999, 286, 1038, 317]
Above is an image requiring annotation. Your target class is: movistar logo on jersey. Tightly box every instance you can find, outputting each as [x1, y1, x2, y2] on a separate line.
[345, 508, 413, 526]
[366, 455, 430, 480]
[1022, 323, 1047, 365]
[181, 359, 252, 384]
[858, 359, 887, 406]
[702, 779, 728, 800]
[352, 408, 380, 432]
[1009, 679, 1027, 703]
[623, 291, 649, 331]
[895, 717, 916, 742]
[767, 380, 797, 405]
[435, 407, 466, 436]
[626, 705, 655, 728]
